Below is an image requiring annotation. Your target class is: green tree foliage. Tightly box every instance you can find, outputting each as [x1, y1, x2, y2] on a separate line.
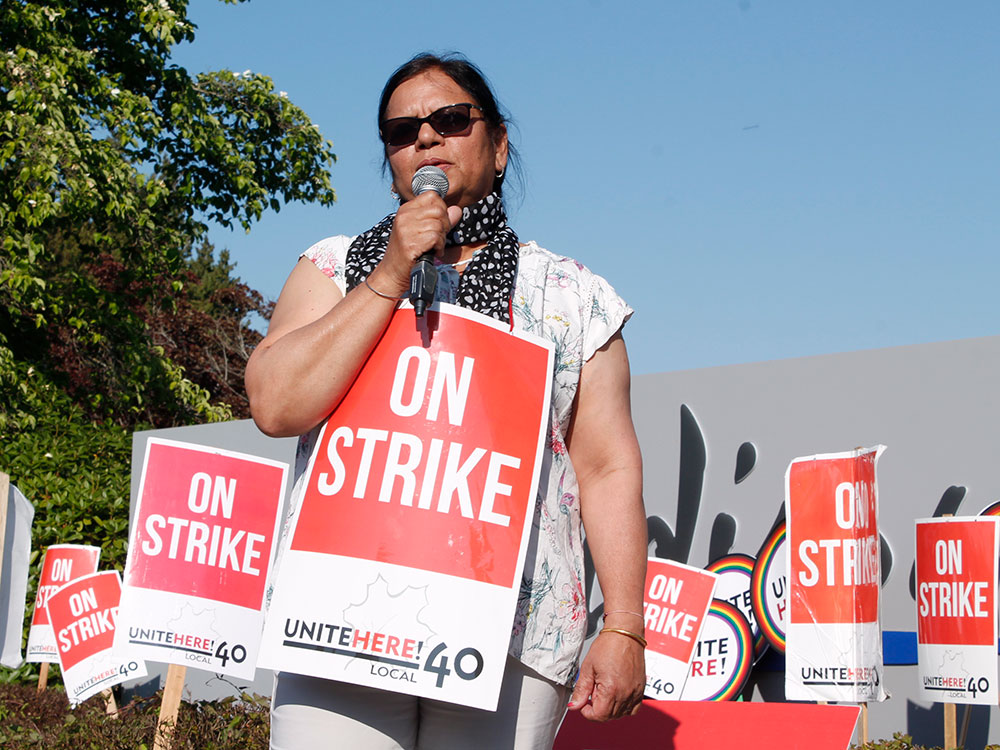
[0, 0, 336, 675]
[1, 0, 336, 428]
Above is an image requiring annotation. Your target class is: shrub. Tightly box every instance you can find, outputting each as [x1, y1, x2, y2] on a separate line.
[853, 731, 1000, 750]
[0, 684, 270, 749]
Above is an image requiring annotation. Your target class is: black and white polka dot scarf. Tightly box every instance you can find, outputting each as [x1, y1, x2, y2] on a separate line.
[345, 191, 519, 324]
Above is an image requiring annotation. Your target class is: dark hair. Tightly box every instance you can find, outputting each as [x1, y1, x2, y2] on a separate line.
[378, 52, 521, 199]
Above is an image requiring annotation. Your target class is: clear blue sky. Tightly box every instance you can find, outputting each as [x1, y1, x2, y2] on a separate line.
[171, 0, 999, 375]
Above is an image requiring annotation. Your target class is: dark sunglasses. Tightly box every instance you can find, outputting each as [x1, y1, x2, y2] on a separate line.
[379, 103, 483, 147]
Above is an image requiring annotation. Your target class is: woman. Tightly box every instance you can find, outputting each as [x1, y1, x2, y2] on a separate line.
[246, 53, 647, 749]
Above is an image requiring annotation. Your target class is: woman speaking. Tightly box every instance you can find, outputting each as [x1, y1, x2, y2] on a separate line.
[246, 52, 647, 750]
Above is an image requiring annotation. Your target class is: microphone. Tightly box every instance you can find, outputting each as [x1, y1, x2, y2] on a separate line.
[409, 165, 449, 317]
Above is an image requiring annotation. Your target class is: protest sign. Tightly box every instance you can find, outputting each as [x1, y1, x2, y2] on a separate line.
[259, 304, 553, 711]
[27, 544, 100, 662]
[751, 521, 787, 653]
[785, 445, 887, 702]
[115, 438, 288, 678]
[47, 571, 147, 705]
[915, 516, 998, 705]
[1, 478, 34, 668]
[680, 599, 754, 701]
[642, 557, 718, 699]
[706, 553, 767, 661]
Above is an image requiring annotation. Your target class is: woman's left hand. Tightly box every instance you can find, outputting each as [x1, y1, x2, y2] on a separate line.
[565, 331, 647, 721]
[567, 630, 645, 721]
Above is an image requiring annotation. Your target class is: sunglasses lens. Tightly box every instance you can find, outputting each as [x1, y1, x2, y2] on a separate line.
[429, 105, 471, 136]
[384, 121, 420, 147]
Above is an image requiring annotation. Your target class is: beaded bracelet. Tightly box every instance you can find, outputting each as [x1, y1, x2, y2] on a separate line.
[599, 627, 647, 648]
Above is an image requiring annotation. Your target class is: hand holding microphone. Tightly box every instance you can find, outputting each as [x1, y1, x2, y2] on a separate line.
[408, 165, 449, 317]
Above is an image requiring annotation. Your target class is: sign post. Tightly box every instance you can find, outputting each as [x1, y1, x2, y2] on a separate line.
[153, 663, 186, 750]
[116, 438, 287, 749]
[914, 515, 999, 749]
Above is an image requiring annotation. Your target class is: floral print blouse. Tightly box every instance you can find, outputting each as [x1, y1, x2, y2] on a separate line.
[299, 236, 633, 685]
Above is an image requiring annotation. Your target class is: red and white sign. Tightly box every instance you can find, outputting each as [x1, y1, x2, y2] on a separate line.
[115, 438, 288, 678]
[915, 517, 999, 705]
[27, 544, 100, 662]
[47, 571, 147, 705]
[642, 558, 718, 699]
[785, 445, 887, 702]
[259, 304, 553, 710]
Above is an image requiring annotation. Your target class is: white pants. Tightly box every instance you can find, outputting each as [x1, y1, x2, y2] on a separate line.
[270, 655, 570, 750]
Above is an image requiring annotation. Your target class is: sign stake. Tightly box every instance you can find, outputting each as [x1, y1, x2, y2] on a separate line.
[860, 702, 868, 744]
[102, 688, 119, 719]
[36, 662, 49, 693]
[153, 664, 186, 750]
[943, 701, 956, 749]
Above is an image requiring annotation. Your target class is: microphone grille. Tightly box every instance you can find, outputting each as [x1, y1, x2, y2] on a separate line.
[411, 165, 449, 198]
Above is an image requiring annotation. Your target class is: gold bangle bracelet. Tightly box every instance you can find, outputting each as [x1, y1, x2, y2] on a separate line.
[599, 627, 647, 649]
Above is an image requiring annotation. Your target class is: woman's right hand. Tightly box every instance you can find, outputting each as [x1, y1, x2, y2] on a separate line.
[246, 193, 461, 438]
[371, 191, 463, 294]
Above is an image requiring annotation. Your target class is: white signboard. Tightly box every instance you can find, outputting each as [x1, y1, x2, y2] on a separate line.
[915, 516, 999, 705]
[642, 557, 718, 699]
[1, 481, 34, 667]
[47, 571, 147, 705]
[785, 446, 887, 702]
[27, 544, 100, 662]
[115, 439, 288, 678]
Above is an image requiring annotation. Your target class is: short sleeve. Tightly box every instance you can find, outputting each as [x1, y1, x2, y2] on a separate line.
[300, 235, 354, 296]
[582, 272, 633, 362]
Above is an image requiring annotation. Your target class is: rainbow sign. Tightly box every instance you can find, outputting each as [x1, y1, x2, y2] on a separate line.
[706, 553, 768, 661]
[751, 520, 787, 653]
[680, 599, 754, 701]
